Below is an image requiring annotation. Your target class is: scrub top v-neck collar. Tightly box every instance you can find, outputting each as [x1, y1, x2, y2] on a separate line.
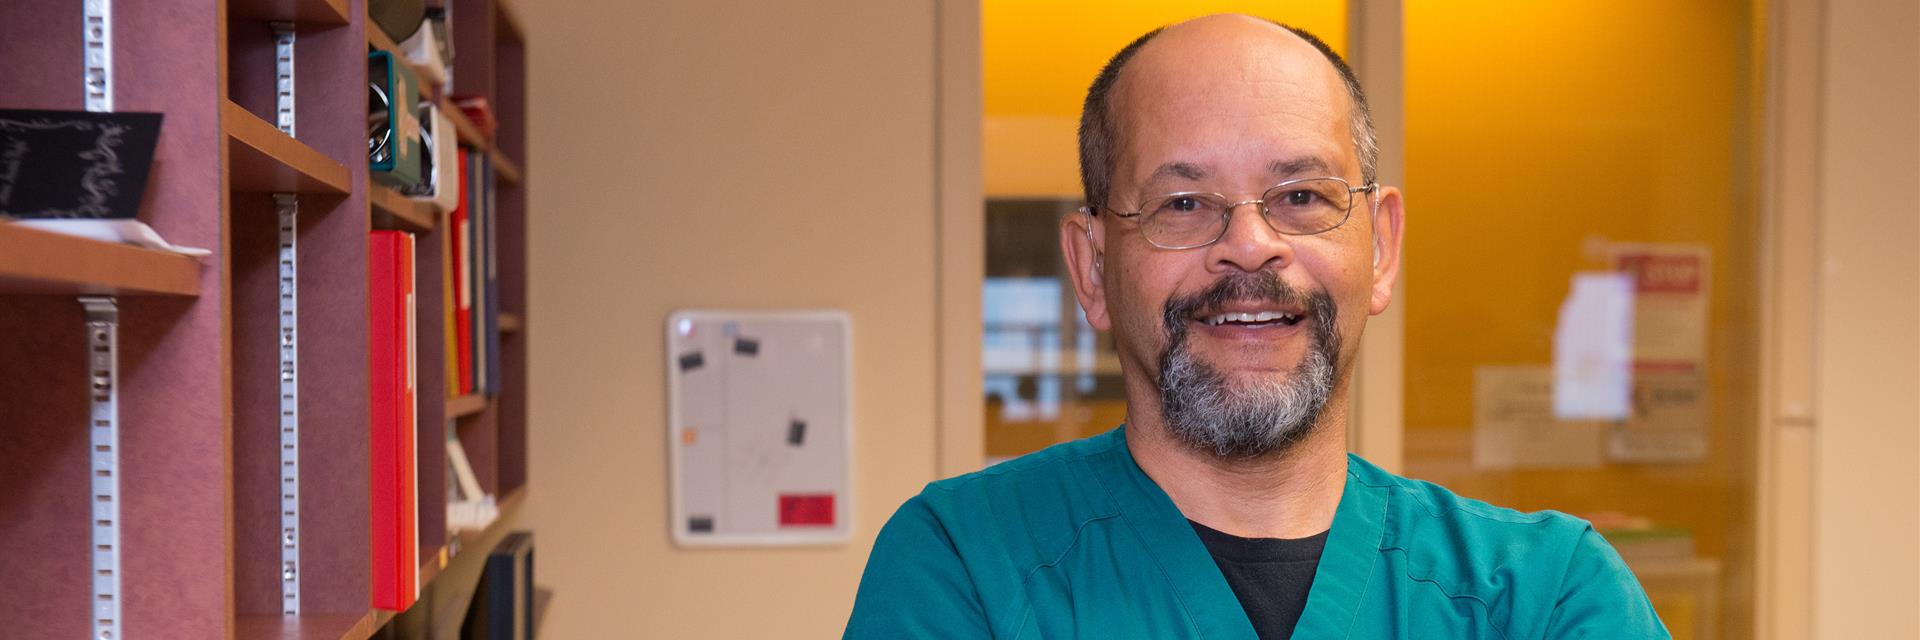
[1086, 428, 1387, 639]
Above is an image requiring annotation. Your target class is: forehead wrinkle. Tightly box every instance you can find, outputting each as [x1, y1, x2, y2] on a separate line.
[1269, 157, 1331, 177]
[1149, 162, 1208, 183]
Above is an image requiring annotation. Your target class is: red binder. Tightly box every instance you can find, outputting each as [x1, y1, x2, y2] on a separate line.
[370, 230, 419, 611]
[451, 148, 474, 395]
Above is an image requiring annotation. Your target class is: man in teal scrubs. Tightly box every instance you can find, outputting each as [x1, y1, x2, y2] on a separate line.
[847, 14, 1668, 639]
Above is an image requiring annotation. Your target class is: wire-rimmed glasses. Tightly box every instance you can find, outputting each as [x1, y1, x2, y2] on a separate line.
[1081, 176, 1378, 250]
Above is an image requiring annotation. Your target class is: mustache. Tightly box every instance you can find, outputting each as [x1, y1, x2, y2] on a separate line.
[1159, 271, 1337, 340]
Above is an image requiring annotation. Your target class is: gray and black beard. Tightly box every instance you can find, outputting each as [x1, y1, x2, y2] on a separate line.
[1155, 271, 1341, 459]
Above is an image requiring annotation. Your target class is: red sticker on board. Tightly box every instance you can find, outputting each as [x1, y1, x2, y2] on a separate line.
[779, 493, 835, 527]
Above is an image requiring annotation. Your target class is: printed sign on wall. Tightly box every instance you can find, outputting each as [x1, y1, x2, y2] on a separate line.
[1606, 244, 1712, 463]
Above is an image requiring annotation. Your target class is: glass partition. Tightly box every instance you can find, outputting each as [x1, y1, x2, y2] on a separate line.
[1403, 2, 1765, 638]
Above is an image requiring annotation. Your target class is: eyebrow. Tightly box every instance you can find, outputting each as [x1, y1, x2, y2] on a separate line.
[1146, 161, 1208, 184]
[1142, 157, 1335, 188]
[1269, 157, 1331, 177]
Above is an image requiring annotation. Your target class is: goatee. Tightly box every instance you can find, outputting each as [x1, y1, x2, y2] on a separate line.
[1155, 271, 1341, 458]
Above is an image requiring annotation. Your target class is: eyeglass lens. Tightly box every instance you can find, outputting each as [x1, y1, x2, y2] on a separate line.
[1136, 178, 1356, 248]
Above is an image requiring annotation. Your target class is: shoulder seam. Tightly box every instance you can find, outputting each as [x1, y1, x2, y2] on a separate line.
[928, 434, 1124, 493]
[1363, 474, 1559, 526]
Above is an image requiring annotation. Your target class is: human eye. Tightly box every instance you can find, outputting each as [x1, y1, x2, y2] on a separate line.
[1267, 180, 1344, 212]
[1154, 195, 1216, 216]
[1278, 189, 1321, 207]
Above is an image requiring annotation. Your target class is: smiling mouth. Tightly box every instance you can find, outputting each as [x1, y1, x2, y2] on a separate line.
[1198, 311, 1304, 327]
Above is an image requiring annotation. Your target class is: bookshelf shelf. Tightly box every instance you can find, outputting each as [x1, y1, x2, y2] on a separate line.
[369, 180, 437, 232]
[235, 610, 390, 640]
[423, 487, 527, 588]
[449, 393, 489, 418]
[0, 223, 203, 295]
[224, 101, 352, 195]
[443, 99, 490, 147]
[235, 489, 525, 640]
[491, 148, 523, 185]
[229, 0, 350, 26]
[363, 22, 440, 96]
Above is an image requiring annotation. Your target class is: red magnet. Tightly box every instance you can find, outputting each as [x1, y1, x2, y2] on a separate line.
[779, 493, 835, 527]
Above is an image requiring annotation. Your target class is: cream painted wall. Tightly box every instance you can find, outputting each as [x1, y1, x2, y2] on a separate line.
[1809, 0, 1920, 636]
[519, 1, 963, 636]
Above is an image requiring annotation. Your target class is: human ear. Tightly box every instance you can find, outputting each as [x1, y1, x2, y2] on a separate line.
[1061, 209, 1112, 331]
[1367, 186, 1405, 316]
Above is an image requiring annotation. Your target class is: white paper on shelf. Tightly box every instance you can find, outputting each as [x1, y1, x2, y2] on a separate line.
[447, 432, 486, 502]
[10, 218, 212, 257]
[447, 495, 498, 533]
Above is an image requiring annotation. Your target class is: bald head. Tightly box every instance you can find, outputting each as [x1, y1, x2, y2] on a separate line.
[1077, 15, 1376, 208]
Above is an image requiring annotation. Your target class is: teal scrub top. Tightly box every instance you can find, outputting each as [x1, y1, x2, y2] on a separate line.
[845, 427, 1669, 639]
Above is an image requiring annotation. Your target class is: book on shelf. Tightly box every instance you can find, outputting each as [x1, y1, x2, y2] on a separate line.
[447, 428, 497, 532]
[0, 109, 208, 256]
[452, 147, 475, 396]
[443, 203, 460, 399]
[464, 531, 535, 640]
[370, 230, 421, 611]
[469, 150, 486, 395]
[484, 146, 503, 394]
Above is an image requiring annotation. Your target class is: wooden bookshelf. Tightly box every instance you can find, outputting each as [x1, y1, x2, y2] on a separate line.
[363, 21, 441, 98]
[236, 488, 526, 640]
[420, 487, 527, 588]
[228, 0, 349, 25]
[442, 98, 491, 147]
[491, 148, 523, 185]
[448, 393, 489, 418]
[0, 223, 203, 295]
[234, 610, 390, 640]
[0, 0, 534, 637]
[225, 101, 353, 195]
[368, 180, 437, 232]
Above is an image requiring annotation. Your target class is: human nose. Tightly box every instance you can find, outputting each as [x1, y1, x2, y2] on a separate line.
[1203, 200, 1292, 273]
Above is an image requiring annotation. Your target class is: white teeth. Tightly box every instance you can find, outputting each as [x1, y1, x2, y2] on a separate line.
[1202, 311, 1300, 326]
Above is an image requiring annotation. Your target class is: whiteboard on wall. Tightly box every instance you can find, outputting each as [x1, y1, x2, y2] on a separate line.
[666, 310, 852, 546]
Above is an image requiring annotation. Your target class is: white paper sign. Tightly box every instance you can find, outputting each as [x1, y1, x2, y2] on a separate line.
[1553, 272, 1636, 421]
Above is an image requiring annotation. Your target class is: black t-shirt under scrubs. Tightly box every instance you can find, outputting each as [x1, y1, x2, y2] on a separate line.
[1188, 520, 1331, 640]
